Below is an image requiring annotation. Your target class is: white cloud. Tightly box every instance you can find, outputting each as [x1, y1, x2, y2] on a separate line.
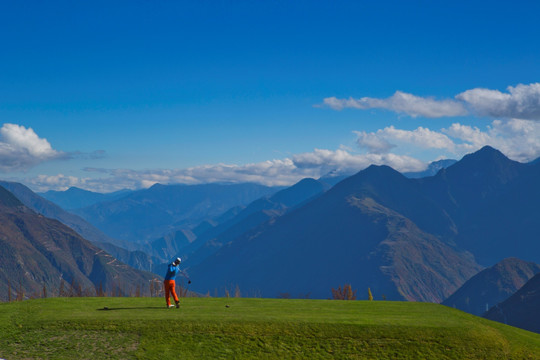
[0, 123, 65, 172]
[321, 91, 467, 118]
[354, 119, 540, 163]
[292, 148, 425, 174]
[253, 150, 425, 178]
[376, 126, 456, 150]
[24, 148, 427, 192]
[354, 131, 395, 154]
[321, 83, 540, 121]
[456, 83, 540, 120]
[292, 149, 425, 175]
[442, 123, 492, 148]
[353, 126, 458, 155]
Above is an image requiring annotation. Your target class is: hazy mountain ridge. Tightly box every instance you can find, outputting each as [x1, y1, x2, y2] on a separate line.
[176, 178, 329, 267]
[72, 183, 280, 244]
[39, 187, 133, 210]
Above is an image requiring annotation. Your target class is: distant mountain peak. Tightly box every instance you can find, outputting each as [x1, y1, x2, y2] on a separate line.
[326, 164, 413, 199]
[148, 183, 165, 190]
[459, 145, 513, 165]
[267, 178, 328, 208]
[438, 146, 521, 186]
[366, 164, 392, 171]
[294, 177, 319, 186]
[65, 186, 94, 194]
[354, 164, 405, 182]
[478, 145, 498, 152]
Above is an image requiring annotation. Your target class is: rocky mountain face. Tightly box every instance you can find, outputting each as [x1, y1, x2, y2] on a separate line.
[0, 186, 158, 301]
[93, 241, 165, 274]
[419, 146, 540, 265]
[442, 258, 540, 315]
[484, 273, 540, 334]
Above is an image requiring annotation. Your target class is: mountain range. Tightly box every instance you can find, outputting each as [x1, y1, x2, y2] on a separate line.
[0, 185, 158, 301]
[188, 165, 482, 300]
[184, 146, 540, 301]
[4, 145, 539, 314]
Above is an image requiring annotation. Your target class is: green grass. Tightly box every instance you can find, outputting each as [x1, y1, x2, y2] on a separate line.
[0, 297, 539, 359]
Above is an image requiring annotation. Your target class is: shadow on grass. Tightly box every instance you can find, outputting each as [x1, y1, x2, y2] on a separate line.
[97, 307, 168, 311]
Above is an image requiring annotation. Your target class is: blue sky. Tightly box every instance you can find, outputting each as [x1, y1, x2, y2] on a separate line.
[1, 1, 540, 191]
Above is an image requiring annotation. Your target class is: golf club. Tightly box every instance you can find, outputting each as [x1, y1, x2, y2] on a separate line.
[179, 269, 191, 284]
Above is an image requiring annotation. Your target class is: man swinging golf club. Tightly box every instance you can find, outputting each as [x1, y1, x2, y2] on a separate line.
[164, 257, 183, 308]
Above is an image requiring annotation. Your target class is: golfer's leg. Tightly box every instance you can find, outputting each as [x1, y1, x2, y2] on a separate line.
[164, 281, 171, 306]
[170, 280, 179, 303]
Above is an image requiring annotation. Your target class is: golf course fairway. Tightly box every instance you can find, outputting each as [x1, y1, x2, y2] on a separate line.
[1, 297, 539, 359]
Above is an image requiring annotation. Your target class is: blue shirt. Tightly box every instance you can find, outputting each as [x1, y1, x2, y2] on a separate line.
[164, 263, 180, 280]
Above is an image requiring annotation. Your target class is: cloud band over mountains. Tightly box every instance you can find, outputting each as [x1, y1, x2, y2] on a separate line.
[355, 119, 540, 162]
[26, 151, 427, 192]
[23, 116, 540, 192]
[322, 83, 540, 121]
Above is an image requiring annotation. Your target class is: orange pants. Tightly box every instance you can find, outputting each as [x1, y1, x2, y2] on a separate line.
[164, 280, 179, 306]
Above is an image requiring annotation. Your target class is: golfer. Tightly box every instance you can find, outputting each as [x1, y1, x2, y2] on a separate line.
[164, 257, 182, 308]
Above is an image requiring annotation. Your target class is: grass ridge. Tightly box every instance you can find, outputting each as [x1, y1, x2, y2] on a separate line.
[0, 297, 539, 359]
